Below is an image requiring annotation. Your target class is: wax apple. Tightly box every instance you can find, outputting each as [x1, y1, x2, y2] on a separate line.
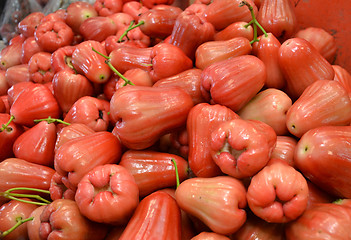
[195, 37, 252, 70]
[294, 27, 337, 63]
[79, 16, 118, 42]
[39, 199, 108, 240]
[27, 206, 46, 240]
[52, 70, 94, 113]
[0, 199, 38, 240]
[71, 40, 112, 84]
[28, 51, 54, 83]
[94, 0, 123, 16]
[0, 35, 25, 70]
[54, 131, 122, 191]
[116, 24, 151, 48]
[214, 21, 253, 41]
[51, 45, 76, 73]
[122, 1, 149, 22]
[192, 232, 231, 240]
[10, 83, 61, 127]
[0, 70, 8, 95]
[17, 12, 45, 37]
[286, 80, 351, 138]
[294, 125, 351, 198]
[252, 33, 285, 89]
[278, 37, 335, 100]
[210, 118, 274, 179]
[5, 64, 30, 87]
[332, 64, 351, 99]
[49, 172, 76, 201]
[34, 20, 74, 53]
[119, 150, 189, 197]
[119, 191, 182, 240]
[64, 1, 98, 33]
[237, 88, 292, 136]
[246, 160, 309, 223]
[201, 55, 266, 112]
[13, 120, 57, 167]
[110, 85, 193, 150]
[21, 36, 42, 64]
[270, 136, 297, 167]
[175, 176, 247, 235]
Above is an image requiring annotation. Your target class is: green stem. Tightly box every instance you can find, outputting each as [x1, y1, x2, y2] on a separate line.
[118, 20, 145, 43]
[105, 60, 134, 86]
[1, 187, 51, 206]
[0, 217, 34, 238]
[239, 1, 268, 44]
[0, 115, 15, 132]
[33, 116, 70, 125]
[171, 158, 180, 188]
[92, 47, 110, 60]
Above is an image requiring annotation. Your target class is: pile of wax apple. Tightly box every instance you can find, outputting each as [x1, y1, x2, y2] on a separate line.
[0, 0, 351, 239]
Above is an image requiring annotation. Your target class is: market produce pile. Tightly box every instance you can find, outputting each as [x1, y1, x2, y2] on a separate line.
[1, 0, 351, 239]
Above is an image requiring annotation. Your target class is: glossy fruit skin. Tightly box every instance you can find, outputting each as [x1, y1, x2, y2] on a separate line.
[110, 85, 193, 150]
[192, 232, 231, 240]
[21, 36, 43, 64]
[79, 16, 118, 42]
[246, 161, 309, 223]
[75, 164, 139, 225]
[175, 176, 247, 235]
[64, 1, 98, 34]
[71, 40, 112, 84]
[94, 0, 123, 16]
[141, 0, 174, 9]
[270, 136, 297, 167]
[201, 55, 266, 112]
[51, 45, 76, 73]
[54, 131, 122, 191]
[286, 80, 351, 138]
[119, 191, 182, 240]
[203, 0, 257, 31]
[214, 21, 253, 41]
[294, 125, 351, 198]
[0, 199, 39, 240]
[10, 83, 61, 127]
[28, 51, 54, 84]
[119, 150, 189, 197]
[0, 158, 55, 205]
[13, 121, 57, 167]
[333, 64, 351, 99]
[34, 20, 74, 53]
[195, 37, 252, 70]
[27, 205, 46, 240]
[210, 118, 274, 179]
[39, 199, 108, 240]
[17, 12, 45, 38]
[187, 103, 239, 178]
[0, 35, 25, 71]
[278, 37, 335, 100]
[285, 200, 351, 240]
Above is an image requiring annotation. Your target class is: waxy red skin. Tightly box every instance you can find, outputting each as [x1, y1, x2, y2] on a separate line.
[192, 232, 231, 240]
[169, 4, 215, 60]
[10, 83, 61, 127]
[294, 125, 351, 198]
[5, 63, 30, 87]
[306, 180, 335, 210]
[75, 164, 139, 225]
[270, 136, 297, 167]
[51, 45, 76, 74]
[79, 16, 118, 42]
[286, 80, 351, 138]
[119, 150, 189, 197]
[153, 68, 206, 105]
[285, 200, 351, 240]
[0, 35, 25, 70]
[0, 114, 24, 161]
[116, 24, 151, 48]
[0, 70, 8, 96]
[214, 21, 253, 41]
[115, 68, 153, 92]
[278, 37, 335, 100]
[63, 96, 110, 132]
[49, 172, 76, 201]
[333, 64, 351, 99]
[210, 118, 273, 179]
[141, 0, 174, 9]
[0, 158, 55, 205]
[34, 20, 74, 53]
[201, 55, 266, 112]
[122, 1, 149, 22]
[39, 199, 108, 240]
[21, 36, 43, 64]
[54, 131, 122, 191]
[52, 69, 94, 114]
[107, 12, 134, 32]
[187, 103, 239, 178]
[203, 0, 257, 30]
[119, 191, 182, 240]
[6, 81, 35, 107]
[149, 43, 193, 82]
[17, 12, 45, 38]
[138, 5, 183, 39]
[110, 85, 194, 150]
[0, 98, 5, 113]
[27, 205, 46, 240]
[104, 35, 140, 54]
[71, 40, 112, 84]
[94, 0, 123, 16]
[28, 51, 54, 84]
[195, 37, 252, 70]
[246, 161, 309, 223]
[65, 1, 98, 34]
[175, 176, 247, 235]
[0, 199, 39, 240]
[13, 121, 57, 167]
